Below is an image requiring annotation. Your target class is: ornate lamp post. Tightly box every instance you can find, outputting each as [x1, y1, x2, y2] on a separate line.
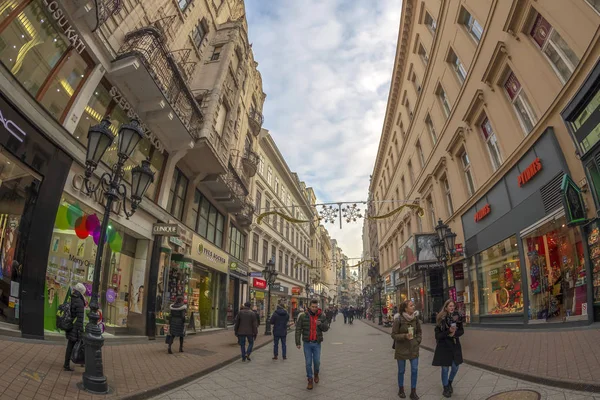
[376, 275, 384, 325]
[304, 282, 311, 308]
[262, 257, 278, 336]
[433, 218, 457, 267]
[81, 118, 154, 393]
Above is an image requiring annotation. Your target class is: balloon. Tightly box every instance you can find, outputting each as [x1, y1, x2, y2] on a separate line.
[93, 226, 101, 245]
[107, 225, 117, 243]
[54, 205, 70, 230]
[109, 232, 122, 253]
[86, 214, 100, 233]
[66, 203, 83, 227]
[75, 216, 88, 239]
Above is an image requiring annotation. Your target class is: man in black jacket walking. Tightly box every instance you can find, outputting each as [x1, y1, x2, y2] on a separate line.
[270, 304, 289, 360]
[64, 283, 86, 371]
[235, 302, 258, 362]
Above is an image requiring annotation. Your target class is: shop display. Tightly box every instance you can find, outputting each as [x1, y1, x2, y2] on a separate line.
[588, 221, 600, 303]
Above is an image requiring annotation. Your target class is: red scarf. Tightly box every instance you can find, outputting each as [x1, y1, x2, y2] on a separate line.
[309, 309, 320, 341]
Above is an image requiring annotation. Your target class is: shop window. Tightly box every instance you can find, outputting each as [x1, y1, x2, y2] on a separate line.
[530, 13, 579, 84]
[504, 71, 538, 134]
[252, 233, 259, 261]
[480, 117, 503, 171]
[569, 88, 600, 155]
[426, 114, 437, 144]
[523, 215, 586, 322]
[475, 236, 523, 316]
[167, 168, 188, 221]
[229, 224, 246, 261]
[0, 0, 94, 122]
[459, 6, 483, 43]
[460, 149, 476, 196]
[194, 190, 224, 248]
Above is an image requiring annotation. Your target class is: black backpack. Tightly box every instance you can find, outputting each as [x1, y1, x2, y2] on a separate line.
[56, 288, 73, 331]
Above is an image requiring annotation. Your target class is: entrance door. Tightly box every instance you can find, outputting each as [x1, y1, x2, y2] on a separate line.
[0, 148, 40, 326]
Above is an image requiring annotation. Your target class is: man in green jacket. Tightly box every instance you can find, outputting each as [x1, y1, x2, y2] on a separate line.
[295, 299, 329, 390]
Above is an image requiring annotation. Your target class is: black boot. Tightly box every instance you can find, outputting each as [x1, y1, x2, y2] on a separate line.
[398, 386, 406, 398]
[443, 386, 451, 398]
[410, 388, 419, 400]
[168, 345, 173, 354]
[448, 380, 453, 394]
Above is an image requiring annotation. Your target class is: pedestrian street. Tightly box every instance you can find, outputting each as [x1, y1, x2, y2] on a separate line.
[151, 320, 600, 400]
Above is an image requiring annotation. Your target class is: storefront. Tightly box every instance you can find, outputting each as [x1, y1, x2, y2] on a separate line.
[250, 275, 267, 319]
[462, 128, 591, 326]
[271, 283, 289, 312]
[394, 269, 408, 306]
[384, 273, 396, 310]
[0, 91, 72, 339]
[291, 286, 302, 315]
[189, 234, 228, 329]
[562, 58, 600, 321]
[227, 257, 248, 324]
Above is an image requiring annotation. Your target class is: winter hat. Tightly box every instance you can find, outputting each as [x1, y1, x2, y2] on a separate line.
[277, 304, 284, 310]
[74, 283, 86, 296]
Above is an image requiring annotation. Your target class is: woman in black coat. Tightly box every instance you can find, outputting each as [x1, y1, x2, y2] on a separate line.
[432, 300, 464, 398]
[64, 283, 86, 371]
[168, 296, 187, 354]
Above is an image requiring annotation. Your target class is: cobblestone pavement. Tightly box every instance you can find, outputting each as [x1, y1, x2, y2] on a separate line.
[153, 319, 600, 400]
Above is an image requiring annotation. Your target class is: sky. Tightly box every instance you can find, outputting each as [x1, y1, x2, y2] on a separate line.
[245, 0, 402, 261]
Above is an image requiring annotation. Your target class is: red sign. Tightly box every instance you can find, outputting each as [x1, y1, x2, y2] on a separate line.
[252, 278, 267, 290]
[291, 287, 302, 295]
[518, 157, 542, 187]
[474, 204, 491, 222]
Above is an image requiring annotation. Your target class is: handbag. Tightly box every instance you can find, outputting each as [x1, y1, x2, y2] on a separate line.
[165, 335, 173, 345]
[70, 339, 85, 364]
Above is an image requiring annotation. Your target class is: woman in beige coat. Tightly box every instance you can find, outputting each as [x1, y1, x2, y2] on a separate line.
[391, 300, 422, 399]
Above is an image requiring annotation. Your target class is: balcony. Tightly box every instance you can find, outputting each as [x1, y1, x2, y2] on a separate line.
[236, 201, 254, 228]
[71, 0, 121, 32]
[241, 150, 259, 177]
[111, 27, 203, 150]
[200, 167, 247, 213]
[248, 108, 264, 136]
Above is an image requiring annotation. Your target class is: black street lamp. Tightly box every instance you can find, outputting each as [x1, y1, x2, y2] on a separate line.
[376, 274, 384, 325]
[262, 257, 278, 335]
[81, 118, 154, 393]
[433, 218, 457, 265]
[304, 282, 310, 308]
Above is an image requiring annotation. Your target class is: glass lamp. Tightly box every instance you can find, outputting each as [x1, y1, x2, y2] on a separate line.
[117, 119, 144, 159]
[131, 160, 155, 202]
[86, 118, 114, 167]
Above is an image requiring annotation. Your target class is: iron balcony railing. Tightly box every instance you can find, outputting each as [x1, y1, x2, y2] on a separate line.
[93, 0, 122, 32]
[248, 107, 264, 136]
[237, 201, 254, 227]
[116, 27, 202, 140]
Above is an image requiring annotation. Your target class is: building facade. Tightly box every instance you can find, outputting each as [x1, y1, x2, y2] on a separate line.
[371, 0, 600, 326]
[0, 0, 267, 339]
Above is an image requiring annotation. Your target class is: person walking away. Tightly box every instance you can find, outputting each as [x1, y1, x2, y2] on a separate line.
[348, 306, 355, 324]
[432, 300, 464, 398]
[168, 296, 187, 354]
[342, 306, 348, 324]
[392, 300, 422, 399]
[64, 283, 86, 371]
[325, 306, 334, 326]
[270, 304, 290, 360]
[252, 305, 261, 326]
[333, 306, 338, 322]
[296, 299, 329, 390]
[235, 302, 258, 361]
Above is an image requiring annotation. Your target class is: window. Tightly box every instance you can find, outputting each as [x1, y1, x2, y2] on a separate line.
[401, 176, 406, 199]
[258, 155, 265, 175]
[424, 12, 437, 33]
[279, 215, 284, 233]
[417, 212, 423, 232]
[407, 221, 412, 237]
[418, 43, 429, 65]
[285, 254, 289, 275]
[410, 71, 421, 94]
[291, 228, 295, 245]
[278, 250, 283, 272]
[426, 196, 436, 230]
[448, 49, 467, 83]
[441, 176, 454, 216]
[437, 85, 451, 117]
[504, 72, 537, 134]
[267, 166, 273, 186]
[229, 225, 246, 260]
[273, 210, 278, 230]
[192, 19, 208, 48]
[211, 45, 222, 61]
[425, 114, 437, 144]
[274, 177, 280, 195]
[416, 141, 425, 168]
[252, 233, 259, 261]
[194, 190, 225, 247]
[255, 190, 262, 214]
[530, 14, 579, 83]
[286, 222, 290, 240]
[265, 199, 271, 224]
[480, 117, 503, 170]
[586, 0, 600, 13]
[262, 239, 269, 265]
[215, 102, 228, 135]
[271, 245, 276, 265]
[178, 0, 191, 11]
[408, 160, 415, 186]
[281, 186, 286, 203]
[167, 168, 189, 220]
[460, 7, 483, 42]
[460, 150, 476, 196]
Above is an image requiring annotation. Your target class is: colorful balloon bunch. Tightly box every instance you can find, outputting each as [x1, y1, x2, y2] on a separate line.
[54, 203, 123, 253]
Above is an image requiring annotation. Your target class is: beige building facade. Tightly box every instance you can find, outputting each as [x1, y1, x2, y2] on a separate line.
[371, 0, 600, 326]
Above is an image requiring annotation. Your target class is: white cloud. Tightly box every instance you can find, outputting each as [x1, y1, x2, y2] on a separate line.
[246, 0, 402, 259]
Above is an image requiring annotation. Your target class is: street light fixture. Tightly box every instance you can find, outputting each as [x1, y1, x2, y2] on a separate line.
[376, 274, 384, 325]
[304, 282, 311, 308]
[433, 219, 457, 263]
[262, 257, 278, 335]
[81, 118, 154, 393]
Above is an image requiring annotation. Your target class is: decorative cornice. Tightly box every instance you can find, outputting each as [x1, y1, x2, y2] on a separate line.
[481, 41, 510, 89]
[446, 127, 467, 157]
[463, 89, 485, 125]
[432, 157, 447, 179]
[417, 173, 434, 195]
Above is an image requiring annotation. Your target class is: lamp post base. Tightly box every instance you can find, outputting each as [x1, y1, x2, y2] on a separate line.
[82, 317, 108, 394]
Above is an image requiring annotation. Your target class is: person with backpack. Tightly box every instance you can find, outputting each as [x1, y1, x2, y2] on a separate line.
[167, 296, 187, 354]
[63, 283, 86, 371]
[392, 300, 422, 399]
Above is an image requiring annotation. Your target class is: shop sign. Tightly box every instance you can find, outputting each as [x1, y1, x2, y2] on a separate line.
[416, 261, 445, 271]
[291, 287, 302, 295]
[518, 157, 542, 187]
[453, 265, 464, 280]
[271, 283, 281, 291]
[449, 287, 457, 302]
[191, 235, 228, 273]
[398, 236, 416, 270]
[43, 1, 86, 54]
[71, 173, 123, 215]
[474, 204, 491, 222]
[385, 274, 391, 285]
[253, 277, 267, 290]
[110, 87, 165, 154]
[0, 107, 27, 143]
[169, 236, 183, 247]
[561, 174, 587, 226]
[455, 243, 464, 256]
[249, 271, 262, 277]
[152, 223, 180, 236]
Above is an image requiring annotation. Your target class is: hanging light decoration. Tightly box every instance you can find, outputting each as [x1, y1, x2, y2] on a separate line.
[319, 204, 338, 224]
[341, 203, 363, 223]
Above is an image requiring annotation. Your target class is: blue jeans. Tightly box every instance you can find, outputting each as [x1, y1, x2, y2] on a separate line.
[238, 335, 254, 360]
[441, 361, 459, 386]
[303, 342, 321, 378]
[274, 336, 287, 357]
[397, 358, 419, 389]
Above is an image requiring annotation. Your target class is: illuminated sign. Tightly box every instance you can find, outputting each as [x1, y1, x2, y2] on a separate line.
[474, 204, 491, 222]
[518, 158, 542, 187]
